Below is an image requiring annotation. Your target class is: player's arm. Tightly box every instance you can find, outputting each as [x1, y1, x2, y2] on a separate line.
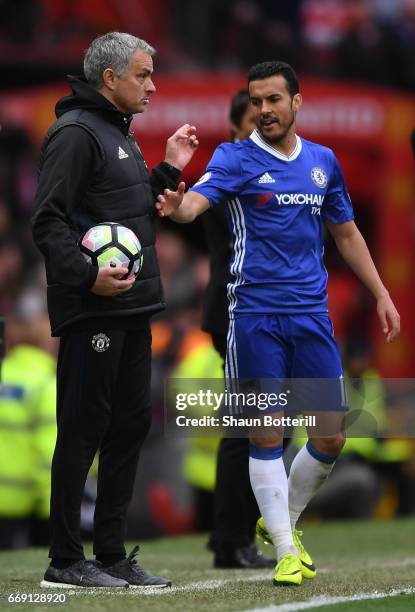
[156, 183, 209, 223]
[156, 143, 240, 223]
[326, 220, 400, 342]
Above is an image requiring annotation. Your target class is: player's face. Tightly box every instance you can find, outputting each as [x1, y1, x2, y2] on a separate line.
[249, 75, 301, 144]
[106, 50, 156, 114]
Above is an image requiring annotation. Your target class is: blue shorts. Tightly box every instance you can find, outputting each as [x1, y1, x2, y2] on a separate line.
[225, 313, 347, 413]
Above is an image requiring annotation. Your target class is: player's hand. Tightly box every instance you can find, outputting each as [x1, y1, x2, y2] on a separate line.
[164, 124, 199, 171]
[155, 181, 185, 217]
[377, 293, 400, 342]
[91, 267, 135, 296]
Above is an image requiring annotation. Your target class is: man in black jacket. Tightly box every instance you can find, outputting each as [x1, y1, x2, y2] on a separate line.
[31, 32, 198, 589]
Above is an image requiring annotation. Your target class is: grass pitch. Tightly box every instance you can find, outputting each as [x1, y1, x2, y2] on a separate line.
[0, 518, 414, 611]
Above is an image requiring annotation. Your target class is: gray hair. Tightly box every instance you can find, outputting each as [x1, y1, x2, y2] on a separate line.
[84, 32, 156, 89]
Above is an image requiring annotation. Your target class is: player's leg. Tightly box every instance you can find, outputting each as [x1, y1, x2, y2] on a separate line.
[214, 437, 275, 567]
[286, 429, 343, 580]
[93, 327, 170, 587]
[288, 313, 346, 532]
[44, 329, 129, 588]
[49, 329, 125, 562]
[212, 332, 271, 568]
[289, 430, 345, 530]
[93, 327, 152, 562]
[249, 435, 303, 585]
[231, 315, 299, 582]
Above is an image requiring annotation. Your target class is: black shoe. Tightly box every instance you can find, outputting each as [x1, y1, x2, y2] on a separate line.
[40, 560, 129, 588]
[104, 545, 172, 588]
[214, 544, 275, 569]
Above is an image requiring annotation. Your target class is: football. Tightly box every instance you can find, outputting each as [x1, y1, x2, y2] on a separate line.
[79, 222, 143, 280]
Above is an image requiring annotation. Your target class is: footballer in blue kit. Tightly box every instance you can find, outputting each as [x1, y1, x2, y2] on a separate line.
[190, 130, 352, 384]
[156, 61, 400, 586]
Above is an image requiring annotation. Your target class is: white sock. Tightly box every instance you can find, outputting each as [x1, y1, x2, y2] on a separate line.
[249, 444, 297, 560]
[288, 441, 336, 530]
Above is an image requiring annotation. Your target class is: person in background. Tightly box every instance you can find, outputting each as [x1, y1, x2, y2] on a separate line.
[202, 90, 273, 568]
[0, 312, 55, 550]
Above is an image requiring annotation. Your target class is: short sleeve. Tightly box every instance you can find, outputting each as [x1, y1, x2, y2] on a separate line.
[189, 143, 242, 206]
[322, 153, 354, 224]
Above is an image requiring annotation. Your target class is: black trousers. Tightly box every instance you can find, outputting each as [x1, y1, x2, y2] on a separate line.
[211, 333, 259, 551]
[49, 326, 152, 560]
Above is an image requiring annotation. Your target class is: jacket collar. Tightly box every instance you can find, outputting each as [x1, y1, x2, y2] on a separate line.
[56, 76, 133, 135]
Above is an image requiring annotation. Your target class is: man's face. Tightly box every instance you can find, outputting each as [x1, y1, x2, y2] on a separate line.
[249, 75, 301, 144]
[110, 50, 156, 114]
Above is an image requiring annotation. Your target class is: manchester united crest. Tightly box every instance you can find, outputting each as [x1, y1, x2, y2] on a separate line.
[92, 333, 110, 352]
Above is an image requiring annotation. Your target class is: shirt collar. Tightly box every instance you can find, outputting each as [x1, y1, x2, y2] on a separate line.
[250, 130, 302, 162]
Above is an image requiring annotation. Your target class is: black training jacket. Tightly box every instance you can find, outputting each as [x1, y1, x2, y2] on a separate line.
[31, 77, 180, 336]
[201, 204, 232, 337]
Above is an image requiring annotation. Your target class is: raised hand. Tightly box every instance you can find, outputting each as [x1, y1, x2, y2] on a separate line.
[155, 182, 186, 217]
[164, 124, 199, 171]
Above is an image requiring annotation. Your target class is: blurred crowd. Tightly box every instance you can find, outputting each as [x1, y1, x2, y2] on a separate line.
[0, 0, 415, 91]
[180, 0, 415, 91]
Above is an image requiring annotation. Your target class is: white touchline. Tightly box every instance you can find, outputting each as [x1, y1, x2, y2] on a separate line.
[36, 558, 415, 599]
[144, 574, 269, 595]
[244, 586, 415, 612]
[56, 574, 271, 597]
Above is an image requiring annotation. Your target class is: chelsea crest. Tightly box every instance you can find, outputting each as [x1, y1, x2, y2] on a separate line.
[311, 167, 328, 188]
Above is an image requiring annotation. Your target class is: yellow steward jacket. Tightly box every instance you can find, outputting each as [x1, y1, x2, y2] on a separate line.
[0, 345, 56, 518]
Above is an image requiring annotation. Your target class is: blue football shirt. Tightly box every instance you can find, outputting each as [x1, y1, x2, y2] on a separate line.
[190, 130, 354, 316]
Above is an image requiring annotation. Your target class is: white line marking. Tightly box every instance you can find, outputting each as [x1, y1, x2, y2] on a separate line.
[50, 573, 271, 597]
[244, 586, 415, 612]
[31, 557, 415, 599]
[373, 556, 415, 569]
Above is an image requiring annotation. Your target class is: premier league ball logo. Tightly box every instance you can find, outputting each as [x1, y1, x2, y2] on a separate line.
[311, 167, 328, 189]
